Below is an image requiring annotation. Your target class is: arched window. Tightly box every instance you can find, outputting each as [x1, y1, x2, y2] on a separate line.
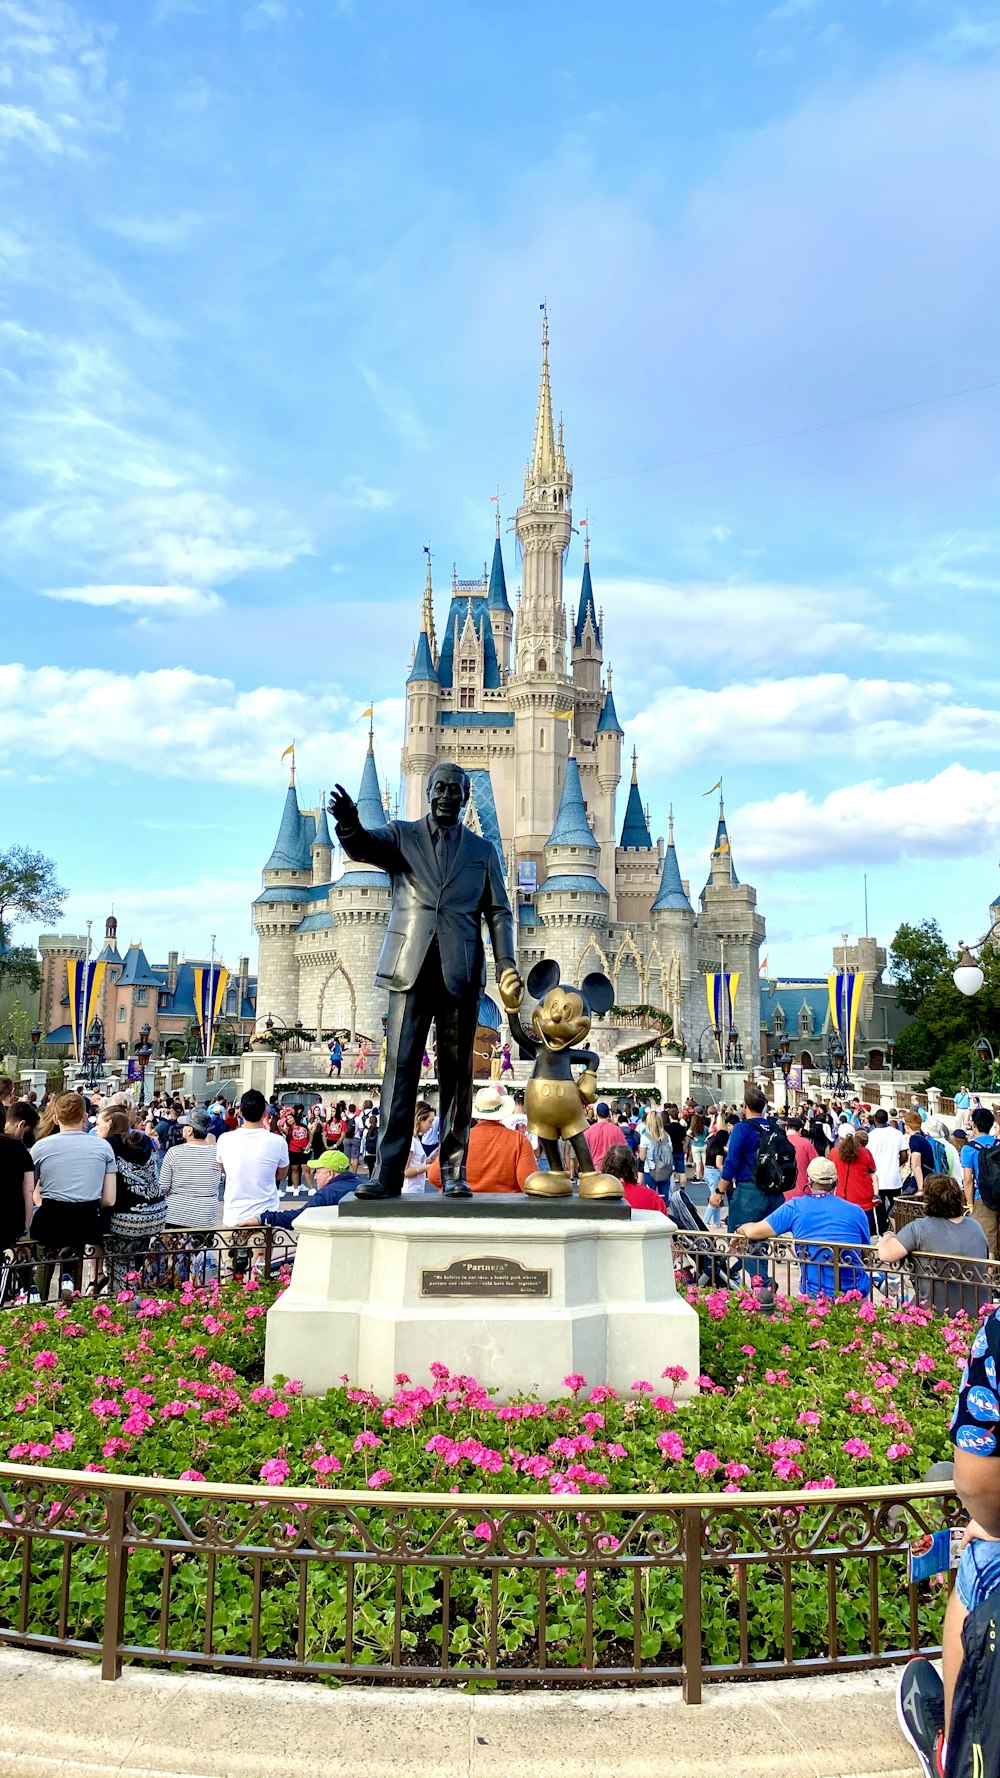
[537, 657, 547, 673]
[773, 1007, 785, 1034]
[584, 636, 592, 656]
[520, 796, 526, 816]
[539, 729, 545, 748]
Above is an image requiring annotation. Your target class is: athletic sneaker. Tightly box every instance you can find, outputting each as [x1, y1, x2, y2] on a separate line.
[897, 1657, 946, 1778]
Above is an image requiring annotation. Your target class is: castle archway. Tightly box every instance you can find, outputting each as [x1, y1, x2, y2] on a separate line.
[317, 959, 357, 1038]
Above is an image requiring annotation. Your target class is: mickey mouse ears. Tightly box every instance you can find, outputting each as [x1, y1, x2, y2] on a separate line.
[525, 958, 615, 1016]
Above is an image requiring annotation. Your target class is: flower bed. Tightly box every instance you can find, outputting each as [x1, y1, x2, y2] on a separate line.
[0, 1277, 970, 1682]
[0, 1278, 970, 1492]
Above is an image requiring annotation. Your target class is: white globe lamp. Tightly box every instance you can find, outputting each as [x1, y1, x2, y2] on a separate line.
[953, 946, 985, 998]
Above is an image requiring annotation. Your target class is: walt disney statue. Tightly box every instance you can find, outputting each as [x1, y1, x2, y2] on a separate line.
[329, 763, 523, 1200]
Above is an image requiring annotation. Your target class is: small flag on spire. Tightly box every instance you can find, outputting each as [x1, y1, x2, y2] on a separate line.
[759, 956, 769, 974]
[703, 778, 723, 796]
[551, 709, 574, 720]
[280, 743, 295, 762]
[359, 706, 374, 720]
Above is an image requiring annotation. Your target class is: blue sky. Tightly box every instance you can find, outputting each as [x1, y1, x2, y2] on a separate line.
[3, 0, 1000, 978]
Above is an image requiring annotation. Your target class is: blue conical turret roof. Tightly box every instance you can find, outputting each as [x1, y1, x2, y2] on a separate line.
[708, 795, 740, 886]
[596, 677, 624, 735]
[487, 534, 511, 612]
[573, 553, 600, 647]
[313, 798, 332, 850]
[546, 757, 599, 850]
[408, 630, 438, 683]
[356, 740, 385, 831]
[652, 816, 693, 913]
[265, 784, 311, 871]
[619, 757, 652, 849]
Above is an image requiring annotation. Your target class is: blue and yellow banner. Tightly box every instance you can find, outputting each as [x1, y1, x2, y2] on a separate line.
[705, 971, 740, 1043]
[827, 971, 865, 1072]
[193, 965, 230, 1055]
[65, 957, 106, 1060]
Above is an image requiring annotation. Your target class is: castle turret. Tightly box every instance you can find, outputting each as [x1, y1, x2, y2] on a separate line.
[311, 795, 333, 886]
[648, 807, 696, 1036]
[403, 553, 441, 817]
[324, 730, 392, 1039]
[615, 752, 661, 931]
[253, 763, 314, 1029]
[571, 535, 602, 708]
[535, 755, 609, 981]
[487, 512, 512, 677]
[697, 791, 765, 1064]
[592, 667, 623, 916]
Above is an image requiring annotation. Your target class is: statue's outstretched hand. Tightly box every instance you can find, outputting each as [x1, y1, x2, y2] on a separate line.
[330, 785, 358, 827]
[498, 968, 524, 1012]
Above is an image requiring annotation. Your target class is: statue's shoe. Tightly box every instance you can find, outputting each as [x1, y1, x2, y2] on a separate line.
[443, 1177, 472, 1198]
[353, 1180, 401, 1201]
[523, 1170, 572, 1197]
[577, 1170, 624, 1200]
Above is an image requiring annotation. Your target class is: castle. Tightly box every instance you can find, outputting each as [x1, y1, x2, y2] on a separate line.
[253, 319, 766, 1060]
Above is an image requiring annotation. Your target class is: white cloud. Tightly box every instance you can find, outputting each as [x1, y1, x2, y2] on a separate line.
[98, 211, 206, 249]
[0, 102, 63, 153]
[340, 476, 393, 511]
[597, 577, 871, 676]
[358, 363, 430, 452]
[40, 583, 224, 615]
[57, 875, 256, 972]
[731, 764, 1000, 870]
[0, 663, 404, 786]
[626, 672, 1000, 773]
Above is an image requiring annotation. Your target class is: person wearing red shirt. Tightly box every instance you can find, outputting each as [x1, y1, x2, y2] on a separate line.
[785, 1117, 818, 1198]
[602, 1143, 668, 1215]
[833, 1128, 881, 1234]
[585, 1103, 624, 1171]
[285, 1103, 311, 1194]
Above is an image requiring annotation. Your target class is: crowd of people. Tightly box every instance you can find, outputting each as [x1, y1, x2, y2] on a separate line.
[0, 1068, 998, 1318]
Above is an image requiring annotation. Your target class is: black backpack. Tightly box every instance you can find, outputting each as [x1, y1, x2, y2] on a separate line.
[754, 1118, 797, 1196]
[972, 1138, 1000, 1211]
[947, 1582, 1000, 1778]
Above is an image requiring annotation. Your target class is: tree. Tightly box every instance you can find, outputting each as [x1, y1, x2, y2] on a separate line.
[887, 919, 950, 1015]
[0, 847, 66, 992]
[0, 1003, 33, 1059]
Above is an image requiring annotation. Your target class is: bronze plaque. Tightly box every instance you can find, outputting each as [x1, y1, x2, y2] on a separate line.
[419, 1256, 551, 1299]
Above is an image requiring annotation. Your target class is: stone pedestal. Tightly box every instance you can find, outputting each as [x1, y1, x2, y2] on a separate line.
[264, 1203, 700, 1402]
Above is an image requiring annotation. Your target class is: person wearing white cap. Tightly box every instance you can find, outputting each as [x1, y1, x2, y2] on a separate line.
[427, 1086, 535, 1195]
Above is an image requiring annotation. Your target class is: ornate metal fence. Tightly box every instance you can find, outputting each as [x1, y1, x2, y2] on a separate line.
[5, 1224, 1000, 1315]
[0, 1466, 960, 1696]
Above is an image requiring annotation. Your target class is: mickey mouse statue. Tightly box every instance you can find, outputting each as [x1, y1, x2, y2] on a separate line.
[499, 959, 621, 1200]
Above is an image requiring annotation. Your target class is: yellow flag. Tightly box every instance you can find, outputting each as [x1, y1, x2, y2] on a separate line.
[359, 706, 374, 720]
[551, 709, 574, 720]
[280, 743, 295, 761]
[703, 778, 722, 795]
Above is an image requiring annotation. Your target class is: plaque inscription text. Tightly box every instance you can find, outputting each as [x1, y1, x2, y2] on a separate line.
[419, 1256, 551, 1299]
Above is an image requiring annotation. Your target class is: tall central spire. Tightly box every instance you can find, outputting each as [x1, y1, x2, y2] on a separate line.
[421, 548, 436, 657]
[530, 307, 557, 483]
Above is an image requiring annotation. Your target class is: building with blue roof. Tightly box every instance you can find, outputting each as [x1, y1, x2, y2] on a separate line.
[250, 319, 771, 1060]
[39, 914, 257, 1060]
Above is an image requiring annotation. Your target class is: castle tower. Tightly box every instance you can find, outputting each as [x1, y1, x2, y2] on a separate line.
[38, 932, 88, 1045]
[592, 668, 623, 916]
[509, 313, 575, 872]
[323, 730, 392, 1039]
[311, 796, 333, 886]
[487, 511, 513, 677]
[571, 535, 602, 710]
[615, 751, 661, 931]
[535, 755, 609, 981]
[650, 807, 696, 1037]
[252, 759, 315, 1029]
[403, 553, 441, 818]
[696, 792, 765, 1063]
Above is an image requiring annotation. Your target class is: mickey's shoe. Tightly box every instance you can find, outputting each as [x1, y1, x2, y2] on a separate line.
[578, 1170, 624, 1200]
[523, 1170, 572, 1197]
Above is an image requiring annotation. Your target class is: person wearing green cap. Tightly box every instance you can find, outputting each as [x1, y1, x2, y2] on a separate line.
[235, 1149, 360, 1231]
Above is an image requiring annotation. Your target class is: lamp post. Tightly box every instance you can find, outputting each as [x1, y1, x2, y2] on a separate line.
[826, 1034, 849, 1096]
[886, 1037, 895, 1083]
[778, 1034, 793, 1114]
[135, 1022, 153, 1107]
[726, 1025, 744, 1071]
[697, 1025, 722, 1064]
[29, 1023, 41, 1070]
[81, 1016, 105, 1091]
[971, 1035, 996, 1092]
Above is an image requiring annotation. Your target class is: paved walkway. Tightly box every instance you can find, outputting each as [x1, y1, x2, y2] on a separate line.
[0, 1649, 920, 1778]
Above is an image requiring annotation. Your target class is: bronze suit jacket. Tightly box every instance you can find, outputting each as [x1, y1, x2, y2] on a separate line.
[335, 814, 517, 999]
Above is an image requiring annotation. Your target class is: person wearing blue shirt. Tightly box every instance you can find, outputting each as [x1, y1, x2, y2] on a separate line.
[962, 1106, 999, 1258]
[734, 1156, 871, 1297]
